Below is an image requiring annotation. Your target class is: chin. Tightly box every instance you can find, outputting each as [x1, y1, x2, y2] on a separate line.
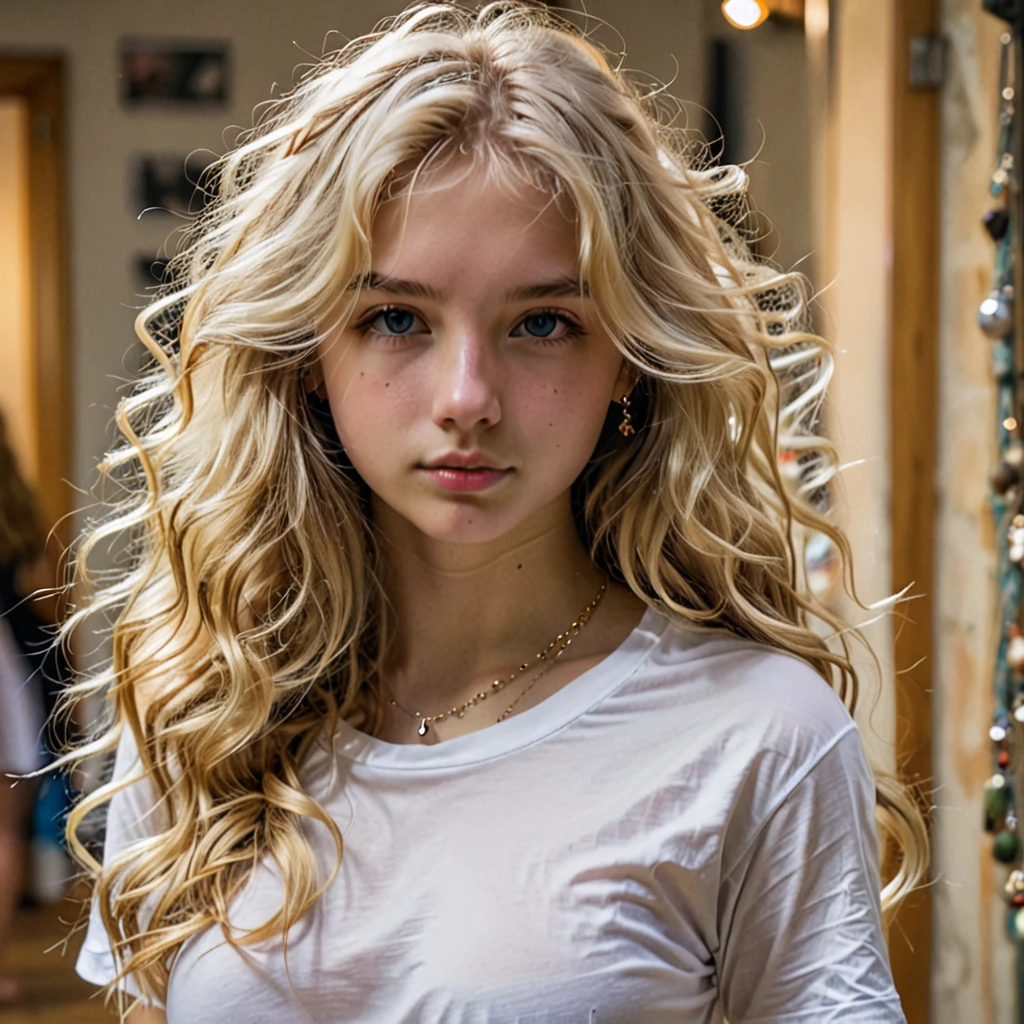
[409, 505, 524, 545]
[369, 480, 570, 547]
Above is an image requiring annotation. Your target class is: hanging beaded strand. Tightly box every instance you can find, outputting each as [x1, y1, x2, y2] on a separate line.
[981, 26, 1024, 940]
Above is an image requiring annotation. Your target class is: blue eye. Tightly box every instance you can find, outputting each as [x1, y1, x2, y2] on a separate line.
[356, 306, 427, 344]
[521, 313, 559, 337]
[373, 308, 418, 335]
[511, 310, 584, 345]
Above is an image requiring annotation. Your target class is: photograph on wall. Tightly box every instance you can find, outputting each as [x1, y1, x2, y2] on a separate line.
[134, 153, 216, 216]
[120, 39, 229, 106]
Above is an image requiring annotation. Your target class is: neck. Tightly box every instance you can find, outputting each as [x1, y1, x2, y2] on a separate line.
[372, 496, 607, 714]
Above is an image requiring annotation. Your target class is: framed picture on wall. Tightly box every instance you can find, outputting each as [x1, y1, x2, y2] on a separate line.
[133, 153, 216, 216]
[120, 39, 229, 106]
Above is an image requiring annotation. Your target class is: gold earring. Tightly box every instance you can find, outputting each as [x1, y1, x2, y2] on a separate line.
[618, 393, 635, 437]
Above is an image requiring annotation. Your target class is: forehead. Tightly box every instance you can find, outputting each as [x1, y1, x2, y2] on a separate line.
[369, 162, 581, 284]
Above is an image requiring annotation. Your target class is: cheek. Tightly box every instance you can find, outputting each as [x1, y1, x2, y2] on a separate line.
[325, 364, 415, 450]
[518, 375, 612, 456]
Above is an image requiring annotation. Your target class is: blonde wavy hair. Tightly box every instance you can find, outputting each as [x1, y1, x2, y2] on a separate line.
[55, 1, 929, 1011]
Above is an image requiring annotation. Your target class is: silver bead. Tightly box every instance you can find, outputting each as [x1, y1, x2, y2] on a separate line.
[978, 286, 1015, 339]
[1009, 636, 1024, 671]
[1009, 516, 1024, 565]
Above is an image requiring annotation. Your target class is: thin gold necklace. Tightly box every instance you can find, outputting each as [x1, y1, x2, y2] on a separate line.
[383, 581, 608, 738]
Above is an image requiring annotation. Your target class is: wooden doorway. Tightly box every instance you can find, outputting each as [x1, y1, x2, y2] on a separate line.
[0, 56, 71, 550]
[810, 0, 937, 1017]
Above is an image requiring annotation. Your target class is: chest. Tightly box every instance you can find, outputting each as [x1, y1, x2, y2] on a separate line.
[166, 760, 730, 1023]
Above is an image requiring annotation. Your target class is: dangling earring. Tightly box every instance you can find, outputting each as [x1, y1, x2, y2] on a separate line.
[618, 392, 636, 437]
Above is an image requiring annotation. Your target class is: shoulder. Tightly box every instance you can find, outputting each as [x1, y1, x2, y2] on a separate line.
[643, 612, 858, 752]
[649, 619, 879, 870]
[590, 611, 878, 885]
[623, 612, 870, 832]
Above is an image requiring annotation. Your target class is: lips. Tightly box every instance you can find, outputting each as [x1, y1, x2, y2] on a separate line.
[420, 463, 512, 492]
[421, 451, 510, 471]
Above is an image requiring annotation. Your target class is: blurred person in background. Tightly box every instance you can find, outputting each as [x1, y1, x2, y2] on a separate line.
[0, 407, 63, 1005]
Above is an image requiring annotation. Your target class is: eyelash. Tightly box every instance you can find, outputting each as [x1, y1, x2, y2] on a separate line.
[354, 305, 586, 347]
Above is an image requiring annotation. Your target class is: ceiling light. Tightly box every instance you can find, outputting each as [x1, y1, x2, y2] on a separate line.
[721, 0, 770, 29]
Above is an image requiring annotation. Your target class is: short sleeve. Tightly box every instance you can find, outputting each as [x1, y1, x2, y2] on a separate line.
[716, 726, 905, 1023]
[74, 724, 167, 1008]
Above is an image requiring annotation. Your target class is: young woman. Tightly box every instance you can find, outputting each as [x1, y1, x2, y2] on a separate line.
[60, 3, 928, 1021]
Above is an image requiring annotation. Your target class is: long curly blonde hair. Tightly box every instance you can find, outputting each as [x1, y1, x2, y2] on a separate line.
[55, 1, 929, 1010]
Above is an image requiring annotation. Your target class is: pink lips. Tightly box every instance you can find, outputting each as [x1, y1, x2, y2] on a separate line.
[421, 467, 512, 492]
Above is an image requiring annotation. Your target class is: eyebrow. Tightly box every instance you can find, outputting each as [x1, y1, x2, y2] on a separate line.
[347, 271, 590, 302]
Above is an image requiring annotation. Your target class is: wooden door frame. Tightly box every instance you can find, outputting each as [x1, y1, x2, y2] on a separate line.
[888, 0, 938, 1019]
[0, 55, 71, 550]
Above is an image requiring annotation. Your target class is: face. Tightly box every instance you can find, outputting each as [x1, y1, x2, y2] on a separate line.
[317, 162, 634, 548]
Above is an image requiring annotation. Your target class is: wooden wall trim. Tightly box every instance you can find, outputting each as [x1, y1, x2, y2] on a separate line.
[888, 0, 939, 1019]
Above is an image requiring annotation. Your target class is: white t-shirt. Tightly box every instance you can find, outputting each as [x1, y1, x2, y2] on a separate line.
[76, 605, 905, 1023]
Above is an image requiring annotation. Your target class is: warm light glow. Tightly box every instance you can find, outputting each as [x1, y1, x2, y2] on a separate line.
[804, 0, 828, 40]
[721, 0, 770, 29]
[1006, 417, 1019, 431]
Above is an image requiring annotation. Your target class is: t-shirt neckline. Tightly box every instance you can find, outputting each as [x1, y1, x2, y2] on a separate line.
[331, 604, 669, 771]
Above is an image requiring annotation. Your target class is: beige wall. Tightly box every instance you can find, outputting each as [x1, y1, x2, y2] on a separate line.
[0, 96, 37, 482]
[709, 13, 814, 278]
[823, 0, 899, 770]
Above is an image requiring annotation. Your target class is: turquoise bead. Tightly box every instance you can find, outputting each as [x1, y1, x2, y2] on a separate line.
[1008, 907, 1024, 942]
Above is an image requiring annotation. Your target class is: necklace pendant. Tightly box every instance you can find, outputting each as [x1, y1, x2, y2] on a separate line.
[384, 579, 607, 741]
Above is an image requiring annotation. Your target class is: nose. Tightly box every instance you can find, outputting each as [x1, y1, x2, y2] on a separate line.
[430, 328, 502, 432]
